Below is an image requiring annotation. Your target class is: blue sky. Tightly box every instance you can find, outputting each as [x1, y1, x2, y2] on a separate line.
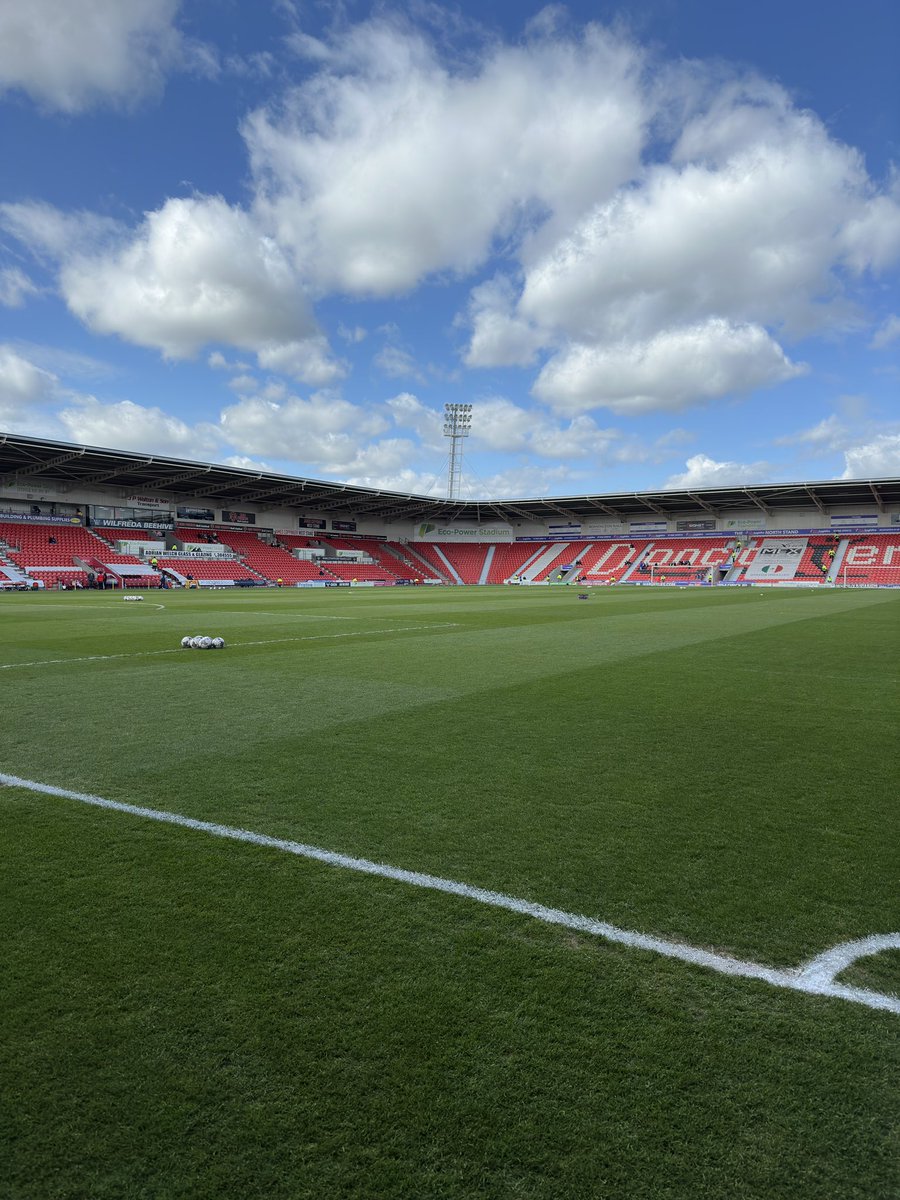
[1, 0, 898, 499]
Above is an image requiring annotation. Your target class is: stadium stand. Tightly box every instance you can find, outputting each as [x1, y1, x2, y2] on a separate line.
[426, 542, 490, 584]
[530, 542, 590, 583]
[633, 537, 734, 582]
[276, 534, 324, 551]
[0, 521, 113, 585]
[318, 561, 392, 582]
[181, 528, 311, 584]
[4, 512, 899, 592]
[407, 542, 456, 582]
[483, 542, 548, 584]
[791, 535, 837, 583]
[579, 540, 648, 582]
[835, 534, 900, 586]
[154, 557, 262, 585]
[383, 542, 444, 582]
[320, 536, 429, 583]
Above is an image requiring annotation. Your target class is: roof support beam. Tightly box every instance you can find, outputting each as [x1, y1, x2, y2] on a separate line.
[804, 486, 827, 515]
[687, 492, 719, 515]
[241, 481, 306, 502]
[744, 489, 771, 515]
[138, 467, 214, 492]
[584, 499, 622, 517]
[1, 448, 86, 488]
[543, 502, 579, 519]
[69, 460, 155, 488]
[300, 487, 362, 506]
[636, 495, 665, 514]
[868, 482, 885, 512]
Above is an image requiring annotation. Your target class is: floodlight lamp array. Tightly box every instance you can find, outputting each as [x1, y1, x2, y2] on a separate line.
[443, 403, 473, 437]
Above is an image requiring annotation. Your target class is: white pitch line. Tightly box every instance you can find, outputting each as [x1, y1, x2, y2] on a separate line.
[184, 611, 357, 620]
[0, 623, 460, 671]
[2, 772, 897, 1015]
[0, 602, 167, 612]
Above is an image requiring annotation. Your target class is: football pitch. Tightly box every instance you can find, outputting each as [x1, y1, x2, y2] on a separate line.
[2, 585, 898, 1199]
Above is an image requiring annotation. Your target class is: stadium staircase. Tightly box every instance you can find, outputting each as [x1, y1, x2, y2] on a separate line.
[409, 542, 463, 583]
[484, 543, 552, 583]
[381, 541, 444, 582]
[0, 520, 108, 588]
[525, 543, 571, 582]
[581, 540, 646, 582]
[720, 541, 752, 583]
[792, 536, 839, 583]
[434, 542, 490, 584]
[0, 533, 33, 586]
[401, 542, 450, 582]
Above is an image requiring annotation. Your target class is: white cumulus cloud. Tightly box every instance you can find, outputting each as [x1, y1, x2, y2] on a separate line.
[0, 344, 57, 424]
[463, 276, 543, 368]
[2, 197, 342, 383]
[0, 0, 186, 112]
[219, 392, 388, 468]
[244, 17, 645, 295]
[534, 320, 805, 414]
[59, 197, 315, 358]
[665, 453, 772, 489]
[841, 433, 900, 478]
[57, 396, 220, 457]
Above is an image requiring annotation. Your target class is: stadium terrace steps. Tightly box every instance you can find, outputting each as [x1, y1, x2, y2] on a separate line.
[527, 543, 575, 582]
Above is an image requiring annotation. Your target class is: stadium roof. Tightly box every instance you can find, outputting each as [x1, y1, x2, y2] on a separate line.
[1, 430, 898, 524]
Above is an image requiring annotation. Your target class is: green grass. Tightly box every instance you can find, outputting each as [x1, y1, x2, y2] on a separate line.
[2, 585, 899, 1198]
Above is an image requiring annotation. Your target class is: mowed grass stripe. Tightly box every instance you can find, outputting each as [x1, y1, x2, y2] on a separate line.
[3, 791, 899, 1200]
[1, 588, 897, 973]
[2, 586, 899, 1199]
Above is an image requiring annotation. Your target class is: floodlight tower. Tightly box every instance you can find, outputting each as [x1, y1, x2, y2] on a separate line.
[443, 402, 472, 500]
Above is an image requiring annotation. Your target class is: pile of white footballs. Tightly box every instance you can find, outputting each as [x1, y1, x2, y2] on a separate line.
[181, 635, 226, 650]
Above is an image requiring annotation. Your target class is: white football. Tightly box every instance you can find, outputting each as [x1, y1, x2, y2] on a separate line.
[211, 637, 225, 649]
[190, 636, 204, 648]
[181, 636, 192, 648]
[199, 636, 214, 649]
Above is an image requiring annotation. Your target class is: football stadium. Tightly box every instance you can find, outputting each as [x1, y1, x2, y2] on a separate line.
[2, 431, 899, 1199]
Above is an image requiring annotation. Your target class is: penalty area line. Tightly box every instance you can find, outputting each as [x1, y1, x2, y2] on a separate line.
[2, 772, 898, 1016]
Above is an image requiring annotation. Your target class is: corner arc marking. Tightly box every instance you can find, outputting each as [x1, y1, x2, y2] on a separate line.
[795, 933, 900, 989]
